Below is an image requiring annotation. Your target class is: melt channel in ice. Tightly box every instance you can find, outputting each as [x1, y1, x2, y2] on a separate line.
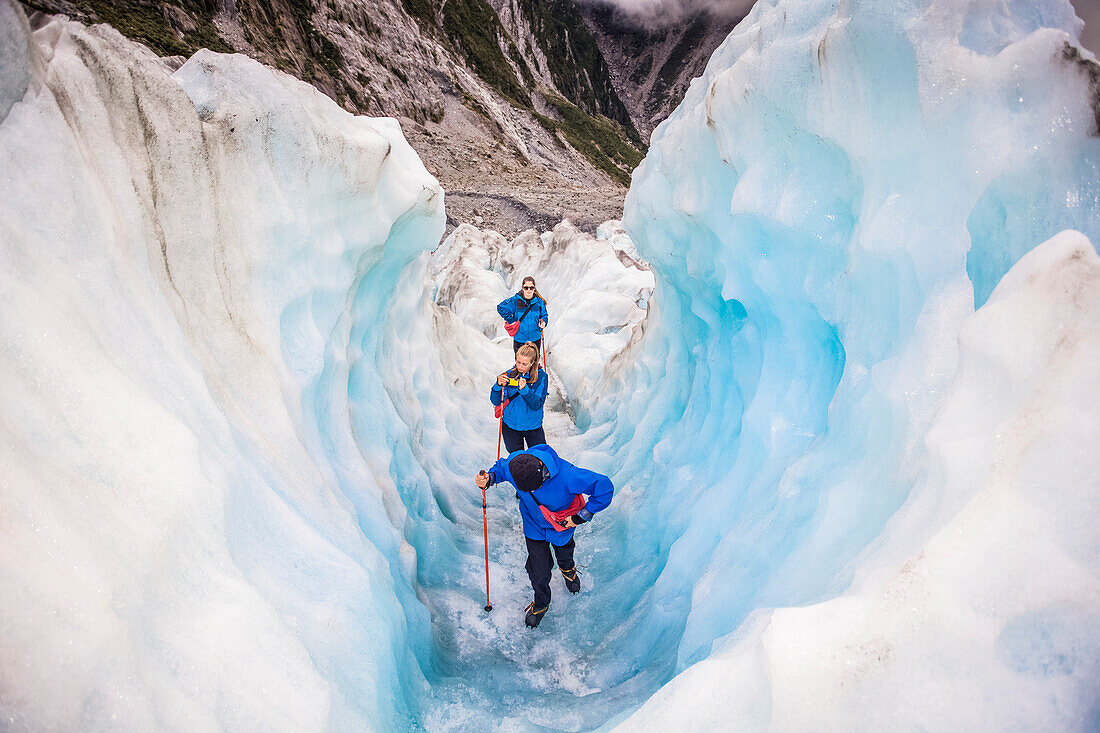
[2, 0, 1100, 730]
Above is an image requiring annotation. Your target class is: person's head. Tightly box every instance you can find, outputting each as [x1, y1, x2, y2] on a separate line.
[520, 277, 545, 304]
[515, 342, 540, 382]
[509, 452, 548, 492]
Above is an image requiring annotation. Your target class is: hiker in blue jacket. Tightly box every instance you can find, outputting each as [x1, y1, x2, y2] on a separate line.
[475, 444, 614, 628]
[498, 276, 548, 355]
[492, 341, 548, 453]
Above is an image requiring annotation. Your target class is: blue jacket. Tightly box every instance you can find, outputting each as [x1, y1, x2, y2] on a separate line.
[497, 293, 548, 344]
[490, 367, 548, 431]
[486, 444, 614, 544]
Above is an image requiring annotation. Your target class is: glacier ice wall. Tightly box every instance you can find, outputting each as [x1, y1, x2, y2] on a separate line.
[617, 230, 1100, 730]
[610, 0, 1100, 727]
[0, 7, 444, 729]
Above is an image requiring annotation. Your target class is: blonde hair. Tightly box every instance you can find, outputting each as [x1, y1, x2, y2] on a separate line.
[521, 276, 547, 306]
[515, 342, 541, 384]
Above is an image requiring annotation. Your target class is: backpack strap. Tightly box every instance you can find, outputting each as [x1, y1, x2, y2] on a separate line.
[516, 301, 536, 324]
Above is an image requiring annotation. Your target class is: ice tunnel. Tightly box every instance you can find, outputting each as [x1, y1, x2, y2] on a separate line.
[1, 0, 1099, 730]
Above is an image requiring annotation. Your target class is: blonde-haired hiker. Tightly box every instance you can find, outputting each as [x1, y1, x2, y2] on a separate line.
[491, 342, 548, 454]
[497, 276, 548, 355]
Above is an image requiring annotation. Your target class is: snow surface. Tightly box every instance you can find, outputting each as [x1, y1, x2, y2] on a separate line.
[1, 0, 1099, 730]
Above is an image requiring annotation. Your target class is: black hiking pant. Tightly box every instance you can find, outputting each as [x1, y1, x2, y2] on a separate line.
[525, 536, 575, 608]
[501, 423, 546, 454]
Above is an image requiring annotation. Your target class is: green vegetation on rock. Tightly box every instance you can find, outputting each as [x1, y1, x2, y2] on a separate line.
[400, 0, 438, 35]
[518, 0, 640, 146]
[441, 0, 532, 108]
[540, 93, 644, 186]
[282, 0, 343, 78]
[651, 15, 707, 104]
[401, 0, 534, 109]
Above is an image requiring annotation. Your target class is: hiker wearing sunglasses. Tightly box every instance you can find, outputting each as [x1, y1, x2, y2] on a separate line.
[497, 276, 548, 355]
[475, 445, 614, 628]
[492, 341, 548, 453]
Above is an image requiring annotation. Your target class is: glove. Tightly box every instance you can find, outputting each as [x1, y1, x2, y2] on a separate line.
[569, 514, 587, 525]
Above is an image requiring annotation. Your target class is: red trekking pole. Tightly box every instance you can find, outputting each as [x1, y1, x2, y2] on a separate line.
[479, 413, 504, 614]
[481, 479, 492, 613]
[540, 327, 547, 374]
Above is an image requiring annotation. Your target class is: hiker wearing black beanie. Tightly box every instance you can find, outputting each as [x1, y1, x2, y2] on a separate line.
[475, 444, 614, 628]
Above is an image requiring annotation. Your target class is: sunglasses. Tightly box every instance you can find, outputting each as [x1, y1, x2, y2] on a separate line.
[522, 286, 535, 290]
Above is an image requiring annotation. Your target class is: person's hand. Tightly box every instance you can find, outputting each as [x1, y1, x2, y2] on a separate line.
[538, 320, 545, 329]
[516, 376, 527, 389]
[560, 514, 586, 529]
[497, 373, 509, 387]
[475, 471, 490, 489]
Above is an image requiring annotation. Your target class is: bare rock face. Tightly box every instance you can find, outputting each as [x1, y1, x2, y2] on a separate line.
[576, 0, 746, 140]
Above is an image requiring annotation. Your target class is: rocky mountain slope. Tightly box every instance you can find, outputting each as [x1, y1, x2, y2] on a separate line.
[17, 0, 738, 234]
[578, 1, 745, 139]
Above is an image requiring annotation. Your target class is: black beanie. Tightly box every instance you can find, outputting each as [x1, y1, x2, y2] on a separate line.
[509, 453, 545, 492]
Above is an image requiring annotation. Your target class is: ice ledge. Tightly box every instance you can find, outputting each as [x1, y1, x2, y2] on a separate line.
[986, 229, 1099, 306]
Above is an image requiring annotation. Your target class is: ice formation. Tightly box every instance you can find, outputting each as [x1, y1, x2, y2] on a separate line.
[1, 0, 1099, 730]
[0, 5, 445, 729]
[611, 0, 1100, 727]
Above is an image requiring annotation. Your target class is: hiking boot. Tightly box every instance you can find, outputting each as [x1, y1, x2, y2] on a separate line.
[524, 602, 548, 628]
[561, 566, 580, 594]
